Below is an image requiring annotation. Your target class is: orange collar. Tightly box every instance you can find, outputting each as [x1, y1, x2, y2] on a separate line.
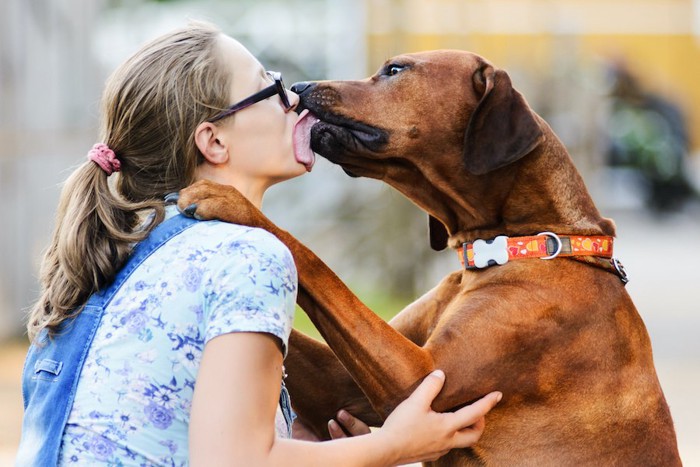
[458, 232, 628, 283]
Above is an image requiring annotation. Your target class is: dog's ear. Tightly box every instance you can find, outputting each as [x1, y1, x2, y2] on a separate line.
[428, 215, 449, 251]
[463, 66, 544, 175]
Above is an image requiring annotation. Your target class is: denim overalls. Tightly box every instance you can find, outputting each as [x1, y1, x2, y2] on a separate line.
[16, 213, 294, 466]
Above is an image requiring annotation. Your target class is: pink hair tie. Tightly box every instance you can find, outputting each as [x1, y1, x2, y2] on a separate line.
[87, 143, 121, 175]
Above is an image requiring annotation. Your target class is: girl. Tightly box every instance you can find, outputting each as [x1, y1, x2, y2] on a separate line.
[17, 21, 501, 466]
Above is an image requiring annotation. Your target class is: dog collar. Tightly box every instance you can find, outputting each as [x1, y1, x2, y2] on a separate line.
[458, 232, 628, 283]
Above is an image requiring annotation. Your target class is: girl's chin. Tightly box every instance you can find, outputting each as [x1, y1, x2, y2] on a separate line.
[286, 166, 308, 181]
[286, 158, 311, 178]
[266, 165, 308, 186]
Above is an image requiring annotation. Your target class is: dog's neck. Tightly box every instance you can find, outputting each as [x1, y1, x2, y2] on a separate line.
[444, 131, 616, 248]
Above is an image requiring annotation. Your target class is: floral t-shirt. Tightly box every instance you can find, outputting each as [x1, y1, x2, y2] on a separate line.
[58, 207, 297, 466]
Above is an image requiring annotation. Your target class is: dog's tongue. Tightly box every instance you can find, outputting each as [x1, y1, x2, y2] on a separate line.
[293, 109, 320, 172]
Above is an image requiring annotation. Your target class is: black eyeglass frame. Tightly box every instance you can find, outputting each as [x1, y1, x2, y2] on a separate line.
[207, 71, 291, 123]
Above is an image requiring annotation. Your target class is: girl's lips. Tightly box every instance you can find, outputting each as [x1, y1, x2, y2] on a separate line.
[293, 109, 320, 172]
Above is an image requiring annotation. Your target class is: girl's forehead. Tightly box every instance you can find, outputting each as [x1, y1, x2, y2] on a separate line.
[217, 35, 269, 102]
[217, 35, 263, 75]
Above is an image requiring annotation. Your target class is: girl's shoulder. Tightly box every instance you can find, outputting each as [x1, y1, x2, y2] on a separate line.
[183, 219, 293, 264]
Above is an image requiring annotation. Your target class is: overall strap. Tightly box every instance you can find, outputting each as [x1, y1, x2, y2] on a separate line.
[88, 213, 200, 308]
[17, 213, 199, 467]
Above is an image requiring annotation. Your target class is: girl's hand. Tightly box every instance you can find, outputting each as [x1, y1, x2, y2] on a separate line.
[380, 370, 502, 465]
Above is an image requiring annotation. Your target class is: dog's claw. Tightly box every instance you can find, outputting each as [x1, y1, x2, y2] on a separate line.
[164, 192, 179, 205]
[182, 203, 198, 218]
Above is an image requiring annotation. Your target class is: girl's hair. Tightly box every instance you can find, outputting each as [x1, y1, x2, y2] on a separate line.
[28, 21, 233, 341]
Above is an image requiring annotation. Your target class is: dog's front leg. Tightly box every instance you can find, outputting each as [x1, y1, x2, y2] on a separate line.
[292, 246, 435, 418]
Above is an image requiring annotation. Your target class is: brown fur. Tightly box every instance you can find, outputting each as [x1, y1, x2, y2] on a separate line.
[178, 50, 680, 465]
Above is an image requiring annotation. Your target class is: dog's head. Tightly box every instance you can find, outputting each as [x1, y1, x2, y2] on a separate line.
[293, 50, 545, 248]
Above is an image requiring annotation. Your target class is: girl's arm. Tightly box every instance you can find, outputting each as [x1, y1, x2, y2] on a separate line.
[190, 332, 501, 467]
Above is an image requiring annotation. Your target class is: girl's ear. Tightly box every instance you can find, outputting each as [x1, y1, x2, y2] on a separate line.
[194, 122, 229, 164]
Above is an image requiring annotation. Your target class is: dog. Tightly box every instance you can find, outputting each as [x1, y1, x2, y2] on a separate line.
[178, 50, 681, 465]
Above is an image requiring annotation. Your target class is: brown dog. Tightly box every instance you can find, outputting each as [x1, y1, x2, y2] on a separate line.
[178, 50, 681, 465]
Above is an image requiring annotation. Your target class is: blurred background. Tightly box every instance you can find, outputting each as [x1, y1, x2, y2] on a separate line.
[1, 0, 699, 464]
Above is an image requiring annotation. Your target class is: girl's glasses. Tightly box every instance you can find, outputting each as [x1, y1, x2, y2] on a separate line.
[207, 71, 291, 122]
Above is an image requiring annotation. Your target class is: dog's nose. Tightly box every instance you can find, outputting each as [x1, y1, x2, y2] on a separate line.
[291, 81, 315, 95]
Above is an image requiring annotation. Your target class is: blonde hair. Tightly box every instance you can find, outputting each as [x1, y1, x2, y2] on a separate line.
[28, 21, 232, 341]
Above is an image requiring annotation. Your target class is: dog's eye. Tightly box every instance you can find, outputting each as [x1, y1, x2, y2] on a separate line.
[386, 64, 405, 76]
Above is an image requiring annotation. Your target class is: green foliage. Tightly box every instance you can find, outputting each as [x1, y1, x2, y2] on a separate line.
[292, 289, 408, 342]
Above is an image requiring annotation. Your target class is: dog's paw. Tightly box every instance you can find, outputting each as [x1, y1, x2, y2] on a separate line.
[177, 180, 269, 228]
[165, 192, 201, 219]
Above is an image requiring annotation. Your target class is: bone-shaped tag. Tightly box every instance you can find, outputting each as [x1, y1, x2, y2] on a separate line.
[472, 236, 509, 268]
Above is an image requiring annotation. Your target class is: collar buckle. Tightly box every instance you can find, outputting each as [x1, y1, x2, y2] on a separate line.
[612, 258, 629, 284]
[464, 235, 509, 269]
[537, 232, 563, 260]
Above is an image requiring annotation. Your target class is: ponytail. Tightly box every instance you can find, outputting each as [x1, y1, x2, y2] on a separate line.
[27, 160, 163, 341]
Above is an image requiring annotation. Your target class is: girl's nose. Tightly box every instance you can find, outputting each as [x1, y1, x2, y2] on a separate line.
[286, 89, 300, 112]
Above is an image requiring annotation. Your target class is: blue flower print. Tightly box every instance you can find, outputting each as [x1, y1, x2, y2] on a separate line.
[280, 255, 296, 294]
[116, 410, 135, 430]
[179, 343, 200, 370]
[122, 309, 148, 333]
[88, 410, 106, 420]
[144, 384, 179, 410]
[265, 281, 281, 296]
[144, 402, 174, 430]
[190, 304, 203, 321]
[182, 265, 203, 292]
[159, 439, 179, 455]
[88, 434, 116, 461]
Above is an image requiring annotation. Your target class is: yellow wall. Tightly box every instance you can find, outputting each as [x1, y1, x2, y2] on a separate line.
[365, 0, 700, 152]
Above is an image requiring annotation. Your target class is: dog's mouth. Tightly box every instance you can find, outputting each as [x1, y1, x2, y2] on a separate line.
[300, 106, 389, 177]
